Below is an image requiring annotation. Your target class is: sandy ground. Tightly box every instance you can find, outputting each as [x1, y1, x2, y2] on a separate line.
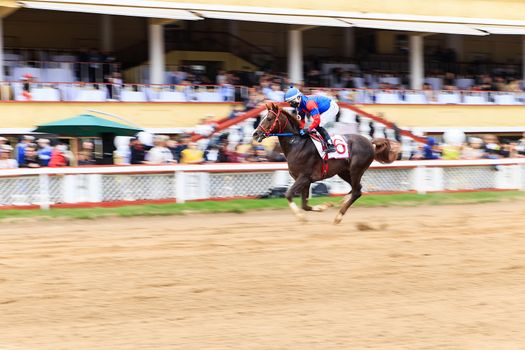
[1, 201, 525, 350]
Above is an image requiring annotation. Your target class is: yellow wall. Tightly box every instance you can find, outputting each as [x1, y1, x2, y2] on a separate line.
[4, 101, 525, 131]
[0, 102, 238, 128]
[359, 104, 525, 128]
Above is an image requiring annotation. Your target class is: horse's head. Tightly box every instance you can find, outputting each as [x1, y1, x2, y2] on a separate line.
[253, 103, 289, 142]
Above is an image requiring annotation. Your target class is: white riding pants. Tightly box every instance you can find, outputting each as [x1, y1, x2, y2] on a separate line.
[319, 100, 339, 127]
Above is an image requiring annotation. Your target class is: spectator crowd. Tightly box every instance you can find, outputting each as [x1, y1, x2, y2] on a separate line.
[410, 133, 525, 160]
[0, 132, 287, 169]
[123, 133, 285, 165]
[1, 131, 524, 169]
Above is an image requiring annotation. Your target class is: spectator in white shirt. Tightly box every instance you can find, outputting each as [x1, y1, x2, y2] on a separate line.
[0, 145, 18, 169]
[146, 135, 174, 164]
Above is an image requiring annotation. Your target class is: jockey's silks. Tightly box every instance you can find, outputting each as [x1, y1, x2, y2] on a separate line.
[297, 95, 333, 131]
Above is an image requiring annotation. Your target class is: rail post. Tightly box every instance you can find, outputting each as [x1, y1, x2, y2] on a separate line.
[38, 173, 50, 210]
[413, 166, 427, 194]
[519, 164, 525, 191]
[175, 170, 186, 204]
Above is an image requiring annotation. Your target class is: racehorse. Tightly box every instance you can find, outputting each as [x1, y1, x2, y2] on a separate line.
[253, 103, 399, 224]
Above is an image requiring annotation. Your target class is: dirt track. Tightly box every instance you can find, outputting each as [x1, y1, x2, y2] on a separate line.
[1, 201, 525, 350]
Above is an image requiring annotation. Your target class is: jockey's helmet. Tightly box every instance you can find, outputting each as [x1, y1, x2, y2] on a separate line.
[284, 87, 302, 108]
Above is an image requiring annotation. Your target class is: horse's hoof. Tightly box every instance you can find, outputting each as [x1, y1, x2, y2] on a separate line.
[311, 204, 327, 212]
[333, 213, 343, 225]
[310, 202, 334, 212]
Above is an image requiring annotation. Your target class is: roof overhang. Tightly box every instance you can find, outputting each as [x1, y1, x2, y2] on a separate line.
[341, 19, 487, 36]
[14, 0, 525, 35]
[195, 10, 350, 27]
[18, 1, 202, 19]
[32, 0, 525, 27]
[473, 26, 525, 35]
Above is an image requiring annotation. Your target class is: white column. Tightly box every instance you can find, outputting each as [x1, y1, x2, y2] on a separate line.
[149, 21, 165, 85]
[409, 35, 424, 90]
[101, 15, 113, 52]
[0, 18, 4, 82]
[343, 27, 355, 58]
[288, 29, 303, 84]
[522, 36, 525, 83]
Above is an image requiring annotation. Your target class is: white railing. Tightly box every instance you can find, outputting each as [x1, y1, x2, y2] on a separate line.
[5, 82, 525, 105]
[1, 159, 524, 209]
[4, 82, 248, 102]
[5, 61, 121, 84]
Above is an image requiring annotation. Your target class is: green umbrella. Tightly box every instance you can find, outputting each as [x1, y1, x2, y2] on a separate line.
[34, 114, 143, 137]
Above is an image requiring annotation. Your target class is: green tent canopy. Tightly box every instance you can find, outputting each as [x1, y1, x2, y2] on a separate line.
[34, 114, 143, 137]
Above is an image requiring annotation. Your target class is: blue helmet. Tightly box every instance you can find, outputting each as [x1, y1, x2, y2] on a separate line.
[284, 87, 302, 102]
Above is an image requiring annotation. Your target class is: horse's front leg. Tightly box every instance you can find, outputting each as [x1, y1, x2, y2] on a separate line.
[302, 185, 334, 212]
[285, 176, 311, 221]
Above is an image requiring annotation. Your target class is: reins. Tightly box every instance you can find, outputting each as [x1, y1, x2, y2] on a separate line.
[259, 108, 295, 137]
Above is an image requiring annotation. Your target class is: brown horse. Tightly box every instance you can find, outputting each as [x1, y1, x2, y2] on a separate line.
[253, 103, 399, 224]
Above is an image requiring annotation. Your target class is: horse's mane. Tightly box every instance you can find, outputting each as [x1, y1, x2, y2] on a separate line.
[277, 105, 300, 129]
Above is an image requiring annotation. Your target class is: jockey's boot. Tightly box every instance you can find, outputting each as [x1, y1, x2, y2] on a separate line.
[317, 127, 336, 153]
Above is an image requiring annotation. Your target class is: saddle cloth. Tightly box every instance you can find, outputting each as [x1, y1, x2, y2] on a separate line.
[310, 133, 349, 159]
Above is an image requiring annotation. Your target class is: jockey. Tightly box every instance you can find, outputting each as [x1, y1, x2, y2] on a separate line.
[284, 87, 339, 153]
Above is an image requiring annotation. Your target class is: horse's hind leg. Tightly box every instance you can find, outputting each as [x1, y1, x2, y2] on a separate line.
[300, 185, 313, 211]
[301, 185, 333, 212]
[334, 168, 365, 225]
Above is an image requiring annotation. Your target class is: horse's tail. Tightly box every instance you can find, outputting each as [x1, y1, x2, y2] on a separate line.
[372, 138, 399, 164]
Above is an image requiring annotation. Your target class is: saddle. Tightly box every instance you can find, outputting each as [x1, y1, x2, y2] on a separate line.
[309, 132, 349, 160]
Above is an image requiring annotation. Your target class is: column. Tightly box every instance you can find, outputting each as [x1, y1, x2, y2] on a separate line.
[149, 21, 165, 85]
[343, 27, 355, 58]
[101, 15, 113, 52]
[522, 36, 525, 83]
[409, 35, 424, 90]
[0, 18, 4, 82]
[288, 29, 303, 84]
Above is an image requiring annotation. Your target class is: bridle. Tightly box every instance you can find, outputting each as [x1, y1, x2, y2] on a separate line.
[258, 108, 289, 137]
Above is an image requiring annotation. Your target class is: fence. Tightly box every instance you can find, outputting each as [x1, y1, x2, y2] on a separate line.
[3, 82, 248, 102]
[1, 159, 524, 209]
[5, 81, 525, 105]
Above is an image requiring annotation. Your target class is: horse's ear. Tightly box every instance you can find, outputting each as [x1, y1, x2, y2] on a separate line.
[265, 103, 271, 110]
[271, 103, 279, 111]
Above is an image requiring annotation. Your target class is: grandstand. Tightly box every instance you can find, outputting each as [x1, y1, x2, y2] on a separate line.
[1, 0, 525, 164]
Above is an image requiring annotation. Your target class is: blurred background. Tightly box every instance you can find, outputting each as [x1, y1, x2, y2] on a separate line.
[0, 0, 525, 206]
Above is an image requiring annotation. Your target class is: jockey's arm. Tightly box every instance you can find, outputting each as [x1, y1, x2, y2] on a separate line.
[305, 100, 321, 131]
